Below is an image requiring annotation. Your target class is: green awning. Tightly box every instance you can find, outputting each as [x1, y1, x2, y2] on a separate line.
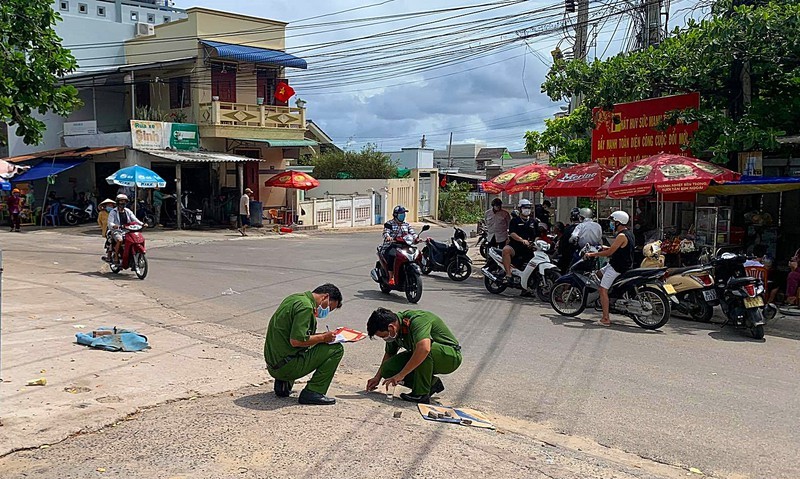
[242, 139, 318, 148]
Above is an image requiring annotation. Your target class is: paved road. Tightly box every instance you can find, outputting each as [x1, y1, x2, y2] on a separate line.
[7, 227, 800, 478]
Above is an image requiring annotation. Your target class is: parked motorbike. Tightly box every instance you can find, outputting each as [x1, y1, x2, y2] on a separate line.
[61, 202, 97, 226]
[481, 239, 561, 301]
[420, 226, 472, 281]
[711, 252, 776, 339]
[103, 223, 148, 280]
[164, 192, 203, 228]
[476, 220, 489, 259]
[135, 200, 157, 228]
[549, 245, 674, 330]
[370, 224, 430, 303]
[642, 242, 718, 322]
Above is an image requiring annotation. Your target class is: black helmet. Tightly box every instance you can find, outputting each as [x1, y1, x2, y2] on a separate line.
[392, 205, 408, 218]
[570, 207, 580, 222]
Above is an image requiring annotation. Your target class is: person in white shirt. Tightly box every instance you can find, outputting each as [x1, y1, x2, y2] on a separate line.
[484, 198, 511, 249]
[570, 207, 603, 249]
[239, 188, 253, 236]
[107, 194, 143, 263]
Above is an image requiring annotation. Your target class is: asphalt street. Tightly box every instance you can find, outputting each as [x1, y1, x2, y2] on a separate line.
[5, 226, 799, 478]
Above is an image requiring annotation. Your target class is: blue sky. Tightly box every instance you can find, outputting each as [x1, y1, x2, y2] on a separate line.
[175, 0, 706, 151]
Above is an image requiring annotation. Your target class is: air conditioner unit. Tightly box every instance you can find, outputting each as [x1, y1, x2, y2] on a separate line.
[135, 23, 155, 37]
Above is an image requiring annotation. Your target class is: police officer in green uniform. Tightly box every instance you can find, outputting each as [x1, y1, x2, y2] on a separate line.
[365, 308, 462, 404]
[264, 284, 344, 405]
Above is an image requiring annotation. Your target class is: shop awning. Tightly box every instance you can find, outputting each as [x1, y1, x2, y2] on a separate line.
[2, 146, 126, 163]
[702, 176, 800, 195]
[135, 149, 262, 163]
[12, 159, 85, 182]
[200, 40, 308, 69]
[240, 139, 318, 148]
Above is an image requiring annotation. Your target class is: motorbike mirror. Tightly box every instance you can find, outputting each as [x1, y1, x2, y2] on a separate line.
[421, 224, 431, 232]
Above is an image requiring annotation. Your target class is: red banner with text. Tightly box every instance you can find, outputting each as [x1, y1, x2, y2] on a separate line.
[591, 92, 700, 169]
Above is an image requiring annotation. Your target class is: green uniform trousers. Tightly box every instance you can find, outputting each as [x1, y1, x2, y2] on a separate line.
[267, 343, 344, 395]
[380, 343, 462, 395]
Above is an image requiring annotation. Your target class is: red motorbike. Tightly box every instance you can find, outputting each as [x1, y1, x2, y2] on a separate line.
[371, 224, 430, 303]
[105, 223, 148, 280]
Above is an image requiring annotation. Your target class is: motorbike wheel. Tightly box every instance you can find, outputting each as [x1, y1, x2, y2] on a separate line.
[630, 287, 671, 330]
[689, 291, 714, 322]
[747, 309, 765, 340]
[750, 324, 765, 340]
[420, 250, 432, 275]
[536, 269, 561, 302]
[143, 214, 156, 228]
[550, 283, 585, 316]
[109, 262, 121, 274]
[376, 262, 392, 294]
[479, 241, 488, 259]
[64, 210, 79, 226]
[447, 257, 471, 281]
[405, 269, 423, 303]
[133, 253, 148, 280]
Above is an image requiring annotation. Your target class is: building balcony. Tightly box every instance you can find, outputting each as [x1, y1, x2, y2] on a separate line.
[198, 100, 306, 141]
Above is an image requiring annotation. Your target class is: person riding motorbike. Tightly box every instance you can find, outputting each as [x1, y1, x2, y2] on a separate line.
[570, 207, 603, 249]
[557, 208, 581, 274]
[586, 211, 634, 326]
[502, 199, 538, 284]
[381, 205, 416, 286]
[107, 194, 143, 264]
[484, 198, 511, 250]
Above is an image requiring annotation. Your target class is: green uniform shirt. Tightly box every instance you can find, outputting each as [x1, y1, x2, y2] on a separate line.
[264, 292, 317, 367]
[385, 310, 459, 356]
[152, 190, 164, 207]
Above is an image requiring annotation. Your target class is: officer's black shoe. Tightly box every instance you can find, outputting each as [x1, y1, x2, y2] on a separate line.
[400, 392, 432, 404]
[274, 380, 292, 398]
[431, 377, 445, 395]
[298, 389, 336, 405]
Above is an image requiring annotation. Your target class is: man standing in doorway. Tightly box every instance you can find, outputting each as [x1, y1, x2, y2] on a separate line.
[264, 284, 344, 405]
[152, 187, 164, 227]
[239, 188, 252, 236]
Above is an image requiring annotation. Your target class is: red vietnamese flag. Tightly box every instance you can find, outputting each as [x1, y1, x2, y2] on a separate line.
[274, 81, 295, 103]
[440, 174, 447, 188]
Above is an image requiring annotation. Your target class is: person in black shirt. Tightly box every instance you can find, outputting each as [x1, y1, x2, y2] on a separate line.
[502, 199, 539, 282]
[558, 208, 580, 274]
[587, 211, 634, 326]
[535, 200, 552, 228]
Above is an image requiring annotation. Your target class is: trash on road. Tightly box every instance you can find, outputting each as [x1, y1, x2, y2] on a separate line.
[418, 404, 495, 430]
[221, 288, 241, 295]
[26, 378, 47, 386]
[76, 327, 150, 352]
[393, 411, 402, 418]
[689, 467, 704, 475]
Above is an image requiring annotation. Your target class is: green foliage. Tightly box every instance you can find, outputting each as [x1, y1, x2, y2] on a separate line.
[525, 105, 593, 164]
[311, 144, 398, 179]
[0, 0, 82, 146]
[438, 182, 483, 224]
[135, 106, 169, 122]
[529, 0, 800, 164]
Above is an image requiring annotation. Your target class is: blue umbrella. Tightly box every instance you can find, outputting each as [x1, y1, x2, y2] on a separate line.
[106, 164, 166, 188]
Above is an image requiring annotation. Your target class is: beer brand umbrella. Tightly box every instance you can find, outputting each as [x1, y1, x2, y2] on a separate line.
[484, 163, 559, 194]
[264, 170, 319, 190]
[544, 162, 614, 198]
[600, 154, 741, 199]
[106, 164, 167, 188]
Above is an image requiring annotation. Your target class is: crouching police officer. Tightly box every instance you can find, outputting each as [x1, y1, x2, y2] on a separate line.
[365, 308, 462, 404]
[264, 284, 344, 405]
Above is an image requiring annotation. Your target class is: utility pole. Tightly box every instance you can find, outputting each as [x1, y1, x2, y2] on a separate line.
[645, 0, 663, 47]
[420, 135, 427, 148]
[569, 0, 590, 113]
[447, 132, 454, 168]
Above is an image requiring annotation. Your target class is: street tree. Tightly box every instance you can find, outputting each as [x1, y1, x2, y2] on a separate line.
[527, 0, 800, 164]
[0, 0, 81, 147]
[312, 144, 398, 179]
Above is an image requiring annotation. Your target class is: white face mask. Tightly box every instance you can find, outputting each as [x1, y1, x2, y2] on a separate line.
[520, 207, 532, 216]
[382, 326, 397, 342]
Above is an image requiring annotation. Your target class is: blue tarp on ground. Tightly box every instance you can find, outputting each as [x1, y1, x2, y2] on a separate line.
[12, 159, 84, 183]
[76, 328, 150, 352]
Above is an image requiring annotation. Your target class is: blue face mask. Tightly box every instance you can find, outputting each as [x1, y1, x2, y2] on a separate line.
[397, 213, 406, 222]
[609, 222, 617, 233]
[316, 297, 330, 319]
[105, 206, 113, 212]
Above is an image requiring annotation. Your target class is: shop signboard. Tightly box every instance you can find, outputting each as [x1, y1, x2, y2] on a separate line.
[131, 120, 166, 149]
[169, 123, 199, 151]
[64, 120, 97, 136]
[738, 151, 763, 176]
[592, 92, 700, 169]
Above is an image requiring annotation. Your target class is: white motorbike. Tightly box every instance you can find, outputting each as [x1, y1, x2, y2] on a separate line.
[481, 239, 562, 301]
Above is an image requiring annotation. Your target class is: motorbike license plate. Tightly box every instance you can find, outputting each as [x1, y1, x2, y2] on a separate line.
[702, 289, 717, 301]
[663, 284, 676, 295]
[744, 296, 764, 308]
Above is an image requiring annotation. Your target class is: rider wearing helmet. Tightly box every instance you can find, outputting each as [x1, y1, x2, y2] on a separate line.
[586, 211, 634, 326]
[382, 205, 416, 286]
[106, 194, 143, 263]
[556, 208, 582, 273]
[502, 199, 539, 283]
[570, 207, 603, 249]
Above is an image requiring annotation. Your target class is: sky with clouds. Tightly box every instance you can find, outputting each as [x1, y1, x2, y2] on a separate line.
[174, 0, 705, 152]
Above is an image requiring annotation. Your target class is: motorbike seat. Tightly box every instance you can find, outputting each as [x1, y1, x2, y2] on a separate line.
[428, 239, 448, 252]
[727, 276, 758, 287]
[666, 265, 710, 276]
[617, 267, 666, 280]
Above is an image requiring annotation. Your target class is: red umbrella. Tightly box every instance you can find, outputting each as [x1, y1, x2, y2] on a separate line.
[600, 154, 740, 199]
[484, 163, 559, 194]
[264, 170, 319, 190]
[480, 181, 504, 194]
[544, 162, 614, 198]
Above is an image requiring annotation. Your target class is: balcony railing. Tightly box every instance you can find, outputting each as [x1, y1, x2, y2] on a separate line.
[199, 101, 306, 129]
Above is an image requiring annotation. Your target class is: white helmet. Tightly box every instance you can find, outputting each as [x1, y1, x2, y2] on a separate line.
[534, 239, 551, 252]
[518, 199, 532, 208]
[609, 210, 630, 225]
[579, 207, 593, 219]
[115, 194, 129, 202]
